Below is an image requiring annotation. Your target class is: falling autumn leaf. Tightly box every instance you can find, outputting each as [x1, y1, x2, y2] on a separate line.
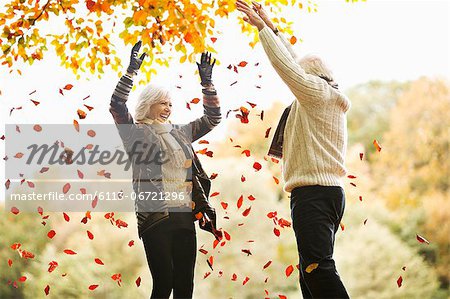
[263, 261, 272, 270]
[191, 97, 200, 104]
[64, 84, 74, 90]
[290, 36, 297, 45]
[210, 192, 220, 197]
[30, 99, 40, 106]
[359, 153, 364, 160]
[33, 124, 42, 132]
[94, 258, 104, 265]
[48, 261, 58, 273]
[210, 37, 217, 43]
[77, 109, 87, 119]
[397, 276, 403, 287]
[273, 227, 280, 237]
[265, 127, 272, 138]
[273, 176, 280, 184]
[305, 263, 319, 273]
[210, 173, 218, 179]
[63, 212, 70, 222]
[73, 120, 80, 132]
[242, 149, 251, 157]
[241, 175, 246, 182]
[14, 152, 24, 158]
[221, 202, 228, 210]
[285, 265, 294, 277]
[237, 195, 243, 209]
[242, 206, 252, 217]
[87, 230, 94, 240]
[11, 207, 19, 215]
[253, 162, 262, 171]
[87, 129, 96, 137]
[246, 101, 257, 108]
[238, 61, 248, 67]
[62, 183, 71, 194]
[47, 230, 56, 239]
[44, 285, 50, 295]
[5, 179, 11, 189]
[88, 285, 99, 290]
[64, 249, 77, 255]
[373, 139, 382, 152]
[416, 234, 430, 244]
[84, 104, 94, 111]
[136, 276, 141, 287]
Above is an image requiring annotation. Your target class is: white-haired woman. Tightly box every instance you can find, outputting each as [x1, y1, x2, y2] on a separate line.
[110, 41, 222, 299]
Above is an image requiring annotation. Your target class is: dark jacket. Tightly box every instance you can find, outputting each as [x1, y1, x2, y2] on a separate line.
[109, 74, 221, 239]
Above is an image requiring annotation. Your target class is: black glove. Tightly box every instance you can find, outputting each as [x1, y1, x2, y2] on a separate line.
[127, 41, 147, 75]
[197, 52, 216, 87]
[198, 206, 222, 241]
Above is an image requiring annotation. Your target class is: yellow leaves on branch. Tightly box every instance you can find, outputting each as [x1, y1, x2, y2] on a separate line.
[0, 0, 329, 78]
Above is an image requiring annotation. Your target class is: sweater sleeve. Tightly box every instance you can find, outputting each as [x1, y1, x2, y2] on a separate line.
[259, 26, 333, 106]
[183, 92, 221, 142]
[276, 30, 299, 62]
[109, 73, 136, 144]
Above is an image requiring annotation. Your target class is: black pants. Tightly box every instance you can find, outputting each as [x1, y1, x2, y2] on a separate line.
[290, 185, 350, 299]
[141, 213, 196, 299]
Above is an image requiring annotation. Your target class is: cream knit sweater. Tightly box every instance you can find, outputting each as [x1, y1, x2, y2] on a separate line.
[259, 27, 351, 192]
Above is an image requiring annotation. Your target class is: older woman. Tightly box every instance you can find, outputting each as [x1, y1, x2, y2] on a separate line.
[109, 41, 222, 299]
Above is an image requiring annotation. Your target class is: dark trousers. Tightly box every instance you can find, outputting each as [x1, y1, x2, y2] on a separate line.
[290, 185, 350, 299]
[141, 215, 196, 299]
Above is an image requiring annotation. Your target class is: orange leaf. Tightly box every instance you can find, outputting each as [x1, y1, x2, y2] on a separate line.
[273, 176, 279, 184]
[191, 97, 200, 104]
[373, 139, 382, 152]
[14, 152, 24, 158]
[290, 36, 297, 45]
[238, 61, 248, 67]
[63, 84, 73, 90]
[77, 109, 87, 119]
[33, 124, 42, 132]
[73, 120, 80, 132]
[87, 129, 96, 137]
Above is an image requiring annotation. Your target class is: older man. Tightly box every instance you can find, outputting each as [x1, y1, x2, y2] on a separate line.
[236, 1, 351, 298]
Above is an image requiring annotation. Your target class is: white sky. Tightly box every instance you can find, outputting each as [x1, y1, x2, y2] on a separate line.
[1, 0, 449, 197]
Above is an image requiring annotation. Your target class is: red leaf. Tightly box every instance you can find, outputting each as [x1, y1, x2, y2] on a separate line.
[242, 249, 252, 256]
[186, 102, 191, 110]
[238, 61, 248, 67]
[44, 285, 50, 296]
[5, 179, 10, 189]
[397, 276, 403, 288]
[242, 276, 250, 285]
[59, 88, 64, 96]
[87, 230, 94, 240]
[350, 182, 356, 187]
[210, 173, 218, 179]
[47, 230, 56, 239]
[248, 195, 256, 201]
[88, 285, 98, 290]
[63, 249, 77, 255]
[84, 104, 94, 111]
[237, 195, 243, 209]
[347, 175, 357, 179]
[210, 192, 220, 197]
[263, 261, 272, 269]
[128, 240, 135, 247]
[253, 162, 262, 171]
[92, 196, 98, 209]
[241, 175, 246, 182]
[199, 248, 208, 255]
[207, 256, 214, 270]
[340, 222, 345, 231]
[204, 272, 211, 279]
[20, 250, 35, 259]
[14, 152, 24, 158]
[8, 259, 13, 267]
[18, 276, 27, 282]
[359, 196, 363, 201]
[48, 261, 58, 273]
[30, 99, 40, 106]
[63, 212, 70, 222]
[359, 152, 364, 160]
[416, 234, 430, 244]
[62, 183, 71, 194]
[11, 207, 19, 215]
[116, 219, 128, 228]
[242, 206, 251, 217]
[40, 167, 49, 173]
[94, 258, 104, 265]
[33, 124, 42, 132]
[265, 127, 271, 138]
[224, 230, 231, 241]
[267, 211, 277, 219]
[221, 202, 228, 210]
[136, 276, 141, 287]
[242, 149, 250, 157]
[246, 101, 256, 108]
[87, 129, 96, 137]
[11, 242, 21, 250]
[77, 170, 84, 179]
[210, 37, 217, 43]
[273, 227, 280, 237]
[279, 295, 287, 299]
[285, 265, 294, 277]
[231, 273, 237, 281]
[278, 218, 291, 228]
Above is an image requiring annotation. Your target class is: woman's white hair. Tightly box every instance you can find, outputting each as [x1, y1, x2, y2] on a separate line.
[296, 54, 336, 85]
[135, 84, 171, 123]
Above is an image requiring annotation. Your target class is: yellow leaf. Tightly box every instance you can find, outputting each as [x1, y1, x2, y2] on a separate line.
[305, 263, 319, 273]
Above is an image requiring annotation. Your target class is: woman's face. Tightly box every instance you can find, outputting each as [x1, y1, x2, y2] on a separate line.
[147, 99, 172, 123]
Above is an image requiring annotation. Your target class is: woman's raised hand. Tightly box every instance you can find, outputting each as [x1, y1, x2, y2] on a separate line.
[127, 41, 147, 75]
